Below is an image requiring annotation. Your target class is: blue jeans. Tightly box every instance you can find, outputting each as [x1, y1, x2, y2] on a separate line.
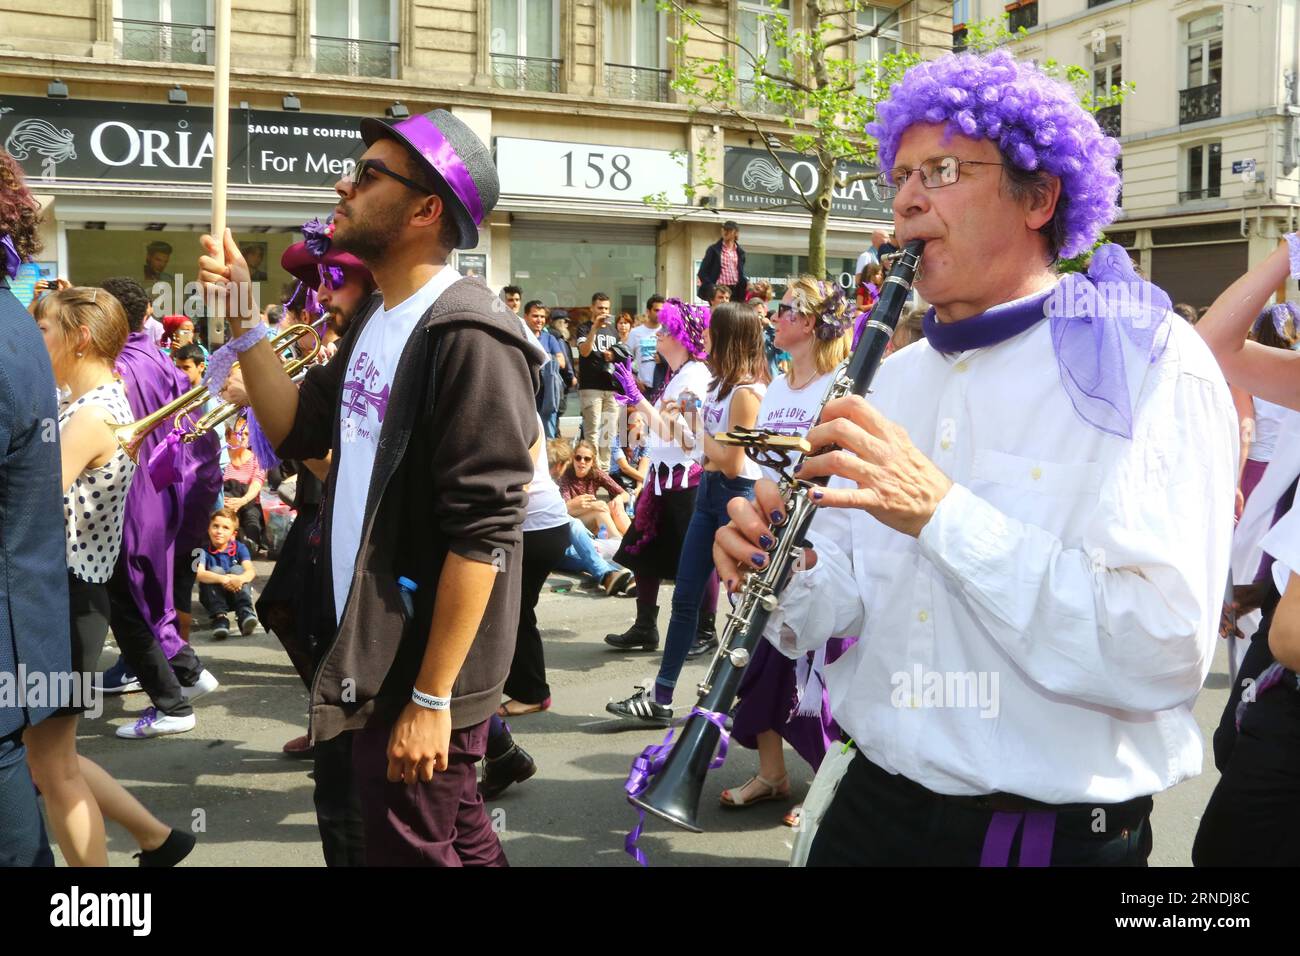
[0, 731, 53, 867]
[656, 470, 755, 698]
[557, 516, 620, 582]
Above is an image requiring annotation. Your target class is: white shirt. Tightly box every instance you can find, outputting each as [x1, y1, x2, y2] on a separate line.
[60, 381, 137, 583]
[753, 370, 837, 482]
[761, 312, 1238, 804]
[331, 267, 461, 623]
[625, 324, 661, 387]
[1263, 503, 1300, 595]
[523, 413, 570, 533]
[698, 381, 766, 479]
[1249, 396, 1293, 463]
[645, 359, 711, 494]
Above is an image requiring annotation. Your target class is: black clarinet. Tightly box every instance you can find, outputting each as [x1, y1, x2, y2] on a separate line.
[628, 240, 925, 832]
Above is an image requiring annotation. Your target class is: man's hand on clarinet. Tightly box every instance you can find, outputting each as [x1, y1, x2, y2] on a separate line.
[795, 396, 952, 539]
[714, 480, 818, 594]
[198, 228, 256, 331]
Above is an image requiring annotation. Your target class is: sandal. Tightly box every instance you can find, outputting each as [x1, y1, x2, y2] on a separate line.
[497, 697, 552, 718]
[719, 773, 790, 807]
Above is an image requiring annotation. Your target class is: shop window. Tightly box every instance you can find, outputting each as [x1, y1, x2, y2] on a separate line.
[952, 0, 969, 26]
[1092, 37, 1122, 136]
[738, 0, 792, 115]
[312, 0, 398, 79]
[491, 0, 561, 92]
[854, 5, 900, 97]
[1179, 11, 1222, 124]
[1181, 141, 1221, 202]
[115, 0, 213, 65]
[604, 0, 668, 101]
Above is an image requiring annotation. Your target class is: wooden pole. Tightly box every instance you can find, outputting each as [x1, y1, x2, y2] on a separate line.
[209, 0, 232, 344]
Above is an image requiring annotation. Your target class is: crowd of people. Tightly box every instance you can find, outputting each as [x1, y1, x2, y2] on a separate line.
[2, 45, 1300, 870]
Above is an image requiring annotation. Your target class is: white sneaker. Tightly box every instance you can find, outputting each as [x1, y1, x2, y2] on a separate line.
[180, 669, 220, 702]
[115, 707, 197, 739]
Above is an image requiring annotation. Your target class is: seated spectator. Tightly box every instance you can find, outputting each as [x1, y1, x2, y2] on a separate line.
[610, 411, 648, 503]
[196, 508, 258, 639]
[558, 438, 630, 537]
[222, 416, 266, 556]
[545, 439, 632, 595]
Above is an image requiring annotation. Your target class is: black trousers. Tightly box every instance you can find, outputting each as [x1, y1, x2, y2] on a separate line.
[313, 731, 366, 867]
[107, 552, 201, 718]
[198, 581, 255, 619]
[224, 479, 264, 551]
[807, 751, 1154, 867]
[503, 523, 570, 704]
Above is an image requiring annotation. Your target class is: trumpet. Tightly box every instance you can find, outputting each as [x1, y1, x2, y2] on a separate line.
[110, 323, 321, 461]
[626, 240, 926, 833]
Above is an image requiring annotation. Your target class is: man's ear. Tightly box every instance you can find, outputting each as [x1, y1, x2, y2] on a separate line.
[1025, 174, 1062, 232]
[410, 192, 446, 230]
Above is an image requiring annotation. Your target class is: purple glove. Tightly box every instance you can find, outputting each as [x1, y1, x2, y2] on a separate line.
[612, 359, 644, 407]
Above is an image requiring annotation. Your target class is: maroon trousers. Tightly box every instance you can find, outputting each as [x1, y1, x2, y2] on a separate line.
[352, 717, 508, 867]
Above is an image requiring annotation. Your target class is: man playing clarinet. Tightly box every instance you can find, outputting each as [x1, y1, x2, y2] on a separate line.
[714, 50, 1238, 866]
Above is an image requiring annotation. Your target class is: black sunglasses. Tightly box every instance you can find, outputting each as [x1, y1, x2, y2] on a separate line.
[342, 159, 431, 195]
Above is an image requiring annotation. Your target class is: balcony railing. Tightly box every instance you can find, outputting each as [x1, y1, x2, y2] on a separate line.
[313, 36, 398, 79]
[1179, 82, 1221, 125]
[491, 54, 562, 93]
[1087, 0, 1115, 7]
[738, 80, 796, 116]
[1095, 104, 1121, 137]
[115, 18, 213, 65]
[1007, 2, 1038, 32]
[1179, 186, 1221, 202]
[604, 63, 670, 102]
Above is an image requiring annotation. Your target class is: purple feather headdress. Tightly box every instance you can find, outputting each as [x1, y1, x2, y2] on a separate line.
[302, 217, 335, 258]
[659, 298, 710, 359]
[1254, 301, 1300, 340]
[866, 49, 1121, 259]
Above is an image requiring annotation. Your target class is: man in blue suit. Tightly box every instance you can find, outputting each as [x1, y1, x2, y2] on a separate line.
[0, 189, 72, 865]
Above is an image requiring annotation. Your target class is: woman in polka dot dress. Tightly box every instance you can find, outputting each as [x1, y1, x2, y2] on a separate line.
[24, 287, 194, 867]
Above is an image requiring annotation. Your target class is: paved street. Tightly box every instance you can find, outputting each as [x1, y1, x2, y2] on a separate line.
[69, 560, 1233, 868]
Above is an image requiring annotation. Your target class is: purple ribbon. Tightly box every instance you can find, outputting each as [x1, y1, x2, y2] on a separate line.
[623, 707, 730, 867]
[978, 809, 1057, 867]
[395, 115, 485, 228]
[145, 424, 186, 491]
[245, 407, 281, 472]
[922, 244, 1170, 440]
[1, 235, 20, 280]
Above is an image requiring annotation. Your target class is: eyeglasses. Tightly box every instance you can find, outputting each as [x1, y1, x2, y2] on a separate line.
[318, 263, 346, 291]
[340, 159, 432, 195]
[870, 155, 1006, 201]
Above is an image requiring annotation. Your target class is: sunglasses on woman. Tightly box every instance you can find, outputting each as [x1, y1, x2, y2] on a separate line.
[573, 455, 593, 463]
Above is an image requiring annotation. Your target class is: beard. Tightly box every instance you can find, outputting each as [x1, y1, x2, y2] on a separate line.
[333, 194, 407, 263]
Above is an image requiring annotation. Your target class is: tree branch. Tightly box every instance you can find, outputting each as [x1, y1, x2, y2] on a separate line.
[736, 110, 816, 214]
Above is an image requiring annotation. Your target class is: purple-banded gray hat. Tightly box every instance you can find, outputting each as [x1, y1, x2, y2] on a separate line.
[359, 109, 499, 250]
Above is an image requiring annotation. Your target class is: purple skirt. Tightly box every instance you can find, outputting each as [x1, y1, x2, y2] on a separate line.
[730, 636, 856, 772]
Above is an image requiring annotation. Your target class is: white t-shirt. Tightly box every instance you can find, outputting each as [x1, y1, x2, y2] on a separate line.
[753, 369, 836, 481]
[1250, 396, 1292, 464]
[698, 381, 767, 479]
[524, 414, 570, 532]
[625, 323, 660, 386]
[645, 359, 711, 493]
[332, 266, 461, 624]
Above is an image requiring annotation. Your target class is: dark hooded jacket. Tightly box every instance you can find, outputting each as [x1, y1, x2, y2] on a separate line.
[277, 274, 540, 742]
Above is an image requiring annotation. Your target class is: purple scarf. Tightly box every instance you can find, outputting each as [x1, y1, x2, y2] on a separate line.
[922, 245, 1170, 439]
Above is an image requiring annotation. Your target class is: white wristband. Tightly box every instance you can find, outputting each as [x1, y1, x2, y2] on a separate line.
[411, 688, 450, 711]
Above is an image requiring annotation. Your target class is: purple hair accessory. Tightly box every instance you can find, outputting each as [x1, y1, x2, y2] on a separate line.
[302, 217, 334, 258]
[658, 297, 711, 359]
[1255, 302, 1300, 339]
[867, 50, 1121, 259]
[1, 235, 20, 280]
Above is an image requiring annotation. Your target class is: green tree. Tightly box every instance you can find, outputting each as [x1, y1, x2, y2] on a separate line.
[655, 8, 1133, 280]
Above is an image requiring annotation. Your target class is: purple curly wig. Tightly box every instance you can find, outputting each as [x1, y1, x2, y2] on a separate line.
[866, 49, 1121, 259]
[658, 297, 710, 360]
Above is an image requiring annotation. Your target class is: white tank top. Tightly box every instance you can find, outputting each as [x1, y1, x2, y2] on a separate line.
[753, 369, 837, 482]
[59, 380, 137, 583]
[645, 359, 712, 493]
[698, 381, 767, 479]
[524, 414, 570, 533]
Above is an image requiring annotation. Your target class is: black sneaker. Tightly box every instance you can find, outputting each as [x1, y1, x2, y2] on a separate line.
[606, 686, 673, 727]
[686, 633, 719, 660]
[210, 615, 232, 640]
[480, 743, 537, 800]
[238, 613, 258, 636]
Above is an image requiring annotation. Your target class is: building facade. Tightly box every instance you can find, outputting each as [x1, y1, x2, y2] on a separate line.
[980, 0, 1300, 308]
[0, 0, 949, 316]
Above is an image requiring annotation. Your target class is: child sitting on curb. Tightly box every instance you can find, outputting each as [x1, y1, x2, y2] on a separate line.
[197, 508, 259, 638]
